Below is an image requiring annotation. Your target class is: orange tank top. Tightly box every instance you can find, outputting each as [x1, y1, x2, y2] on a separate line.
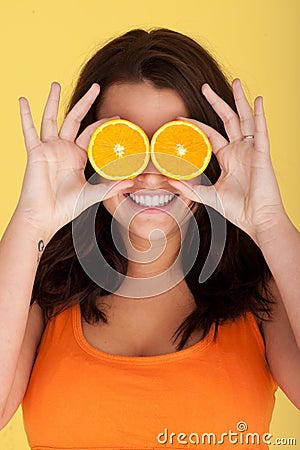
[21, 303, 277, 450]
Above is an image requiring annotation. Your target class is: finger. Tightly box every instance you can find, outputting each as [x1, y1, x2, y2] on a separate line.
[176, 116, 228, 155]
[83, 179, 134, 209]
[167, 179, 223, 214]
[167, 179, 205, 203]
[59, 83, 101, 141]
[232, 78, 255, 137]
[40, 82, 61, 141]
[18, 97, 41, 152]
[75, 116, 121, 151]
[254, 96, 270, 155]
[202, 83, 243, 142]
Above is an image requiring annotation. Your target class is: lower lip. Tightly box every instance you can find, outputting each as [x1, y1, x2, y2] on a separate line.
[123, 195, 178, 213]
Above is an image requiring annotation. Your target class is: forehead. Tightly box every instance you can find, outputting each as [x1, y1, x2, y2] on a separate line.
[98, 80, 189, 139]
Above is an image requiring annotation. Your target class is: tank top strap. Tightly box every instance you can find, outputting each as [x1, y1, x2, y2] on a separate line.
[37, 304, 75, 353]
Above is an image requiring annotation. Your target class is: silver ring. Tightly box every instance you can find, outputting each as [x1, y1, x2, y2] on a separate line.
[243, 135, 254, 140]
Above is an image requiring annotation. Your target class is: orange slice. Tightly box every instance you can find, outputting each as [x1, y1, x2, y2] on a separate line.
[150, 120, 212, 180]
[88, 119, 150, 180]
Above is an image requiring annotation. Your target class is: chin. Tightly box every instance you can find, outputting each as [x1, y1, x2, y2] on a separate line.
[128, 213, 180, 238]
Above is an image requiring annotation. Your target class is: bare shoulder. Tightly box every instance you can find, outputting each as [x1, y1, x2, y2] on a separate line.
[259, 277, 300, 409]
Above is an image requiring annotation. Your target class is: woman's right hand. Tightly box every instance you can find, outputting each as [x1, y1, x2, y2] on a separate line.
[15, 82, 133, 242]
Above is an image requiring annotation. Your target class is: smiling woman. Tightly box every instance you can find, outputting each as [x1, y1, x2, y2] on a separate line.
[0, 27, 299, 450]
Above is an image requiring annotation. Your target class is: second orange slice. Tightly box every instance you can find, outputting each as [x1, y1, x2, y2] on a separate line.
[151, 120, 212, 180]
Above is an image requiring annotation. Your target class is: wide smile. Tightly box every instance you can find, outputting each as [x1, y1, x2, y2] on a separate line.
[123, 190, 180, 213]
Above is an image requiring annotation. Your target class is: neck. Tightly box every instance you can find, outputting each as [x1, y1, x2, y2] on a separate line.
[114, 223, 190, 298]
[127, 231, 181, 277]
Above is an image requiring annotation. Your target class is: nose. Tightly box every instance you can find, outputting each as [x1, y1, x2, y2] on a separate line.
[135, 159, 166, 186]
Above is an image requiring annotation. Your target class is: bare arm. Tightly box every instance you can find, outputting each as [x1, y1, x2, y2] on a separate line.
[258, 214, 300, 409]
[0, 212, 49, 416]
[257, 214, 300, 350]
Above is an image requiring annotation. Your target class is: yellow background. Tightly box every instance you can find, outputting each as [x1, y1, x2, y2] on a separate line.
[0, 0, 299, 448]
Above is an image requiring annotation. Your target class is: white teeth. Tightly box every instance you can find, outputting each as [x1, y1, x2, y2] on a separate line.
[145, 195, 152, 206]
[128, 193, 176, 207]
[153, 195, 159, 206]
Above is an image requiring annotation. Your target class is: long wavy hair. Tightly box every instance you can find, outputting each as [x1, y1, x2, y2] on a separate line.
[31, 28, 274, 350]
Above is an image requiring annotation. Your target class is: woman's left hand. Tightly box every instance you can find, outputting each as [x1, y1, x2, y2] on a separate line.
[168, 78, 286, 244]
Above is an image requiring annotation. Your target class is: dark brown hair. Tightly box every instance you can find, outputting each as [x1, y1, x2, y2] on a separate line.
[31, 28, 274, 350]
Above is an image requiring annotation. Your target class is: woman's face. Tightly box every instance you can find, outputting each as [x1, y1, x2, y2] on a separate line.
[98, 80, 197, 244]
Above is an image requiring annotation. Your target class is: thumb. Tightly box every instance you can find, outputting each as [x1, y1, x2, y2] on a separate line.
[195, 185, 225, 215]
[168, 180, 225, 216]
[78, 179, 134, 211]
